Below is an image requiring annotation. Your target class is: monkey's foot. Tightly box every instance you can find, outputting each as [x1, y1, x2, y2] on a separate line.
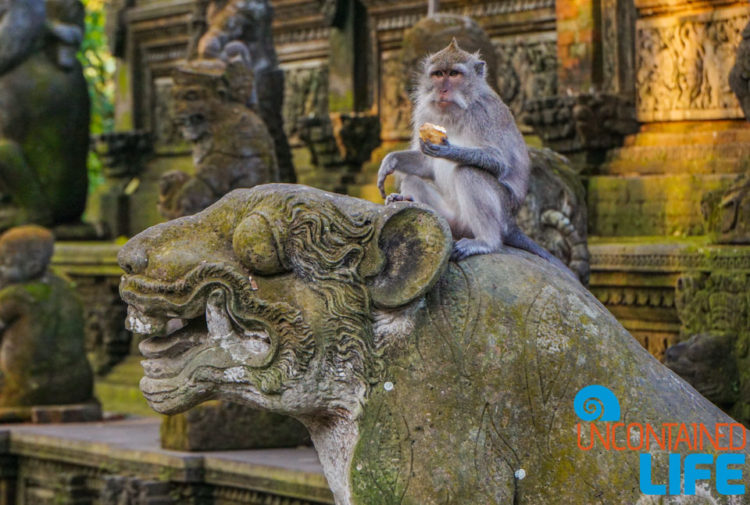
[451, 238, 494, 261]
[385, 193, 414, 205]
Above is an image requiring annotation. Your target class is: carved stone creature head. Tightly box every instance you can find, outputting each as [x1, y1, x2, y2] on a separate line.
[0, 225, 53, 288]
[119, 184, 451, 417]
[172, 57, 255, 141]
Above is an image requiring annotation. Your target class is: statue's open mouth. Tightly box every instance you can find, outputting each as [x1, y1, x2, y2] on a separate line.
[119, 263, 316, 409]
[126, 288, 275, 380]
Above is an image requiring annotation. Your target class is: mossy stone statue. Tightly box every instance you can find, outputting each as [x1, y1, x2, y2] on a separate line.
[119, 184, 750, 504]
[0, 226, 97, 422]
[0, 0, 90, 233]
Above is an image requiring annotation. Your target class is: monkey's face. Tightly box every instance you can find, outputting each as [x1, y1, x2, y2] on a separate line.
[428, 64, 470, 111]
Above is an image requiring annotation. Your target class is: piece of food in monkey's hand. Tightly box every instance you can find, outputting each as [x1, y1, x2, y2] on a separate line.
[419, 123, 448, 145]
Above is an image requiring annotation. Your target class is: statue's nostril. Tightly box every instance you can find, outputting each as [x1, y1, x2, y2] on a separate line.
[118, 247, 148, 275]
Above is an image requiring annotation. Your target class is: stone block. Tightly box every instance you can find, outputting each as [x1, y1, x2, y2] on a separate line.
[161, 401, 310, 451]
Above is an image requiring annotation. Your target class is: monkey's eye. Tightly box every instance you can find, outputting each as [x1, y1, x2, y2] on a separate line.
[449, 70, 461, 77]
[431, 70, 444, 78]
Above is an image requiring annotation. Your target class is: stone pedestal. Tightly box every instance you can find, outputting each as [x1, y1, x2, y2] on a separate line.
[161, 401, 310, 451]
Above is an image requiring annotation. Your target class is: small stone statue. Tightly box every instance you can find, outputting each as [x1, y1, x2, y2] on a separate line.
[159, 57, 279, 219]
[0, 226, 98, 422]
[120, 184, 749, 504]
[194, 0, 295, 183]
[0, 0, 90, 233]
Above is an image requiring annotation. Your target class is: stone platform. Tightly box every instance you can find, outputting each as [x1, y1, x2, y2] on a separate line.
[0, 418, 333, 505]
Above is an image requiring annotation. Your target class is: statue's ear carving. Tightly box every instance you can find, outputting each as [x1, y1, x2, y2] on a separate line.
[367, 205, 452, 309]
[233, 212, 287, 275]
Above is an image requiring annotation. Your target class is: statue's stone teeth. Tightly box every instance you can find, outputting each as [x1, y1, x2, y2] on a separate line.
[126, 305, 167, 337]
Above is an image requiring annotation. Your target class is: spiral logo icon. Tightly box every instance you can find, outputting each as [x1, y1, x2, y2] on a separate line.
[574, 385, 621, 422]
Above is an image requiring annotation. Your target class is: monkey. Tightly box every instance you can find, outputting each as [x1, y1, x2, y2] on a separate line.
[377, 39, 576, 280]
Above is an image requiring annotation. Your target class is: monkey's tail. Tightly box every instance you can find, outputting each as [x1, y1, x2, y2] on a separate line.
[504, 225, 580, 283]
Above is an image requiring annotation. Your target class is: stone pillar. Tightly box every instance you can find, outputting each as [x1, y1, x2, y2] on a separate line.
[524, 0, 638, 172]
[555, 0, 600, 93]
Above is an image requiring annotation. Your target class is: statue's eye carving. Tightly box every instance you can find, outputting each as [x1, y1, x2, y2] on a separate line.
[233, 212, 286, 275]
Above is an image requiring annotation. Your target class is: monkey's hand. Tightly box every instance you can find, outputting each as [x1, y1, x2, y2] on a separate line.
[377, 150, 435, 199]
[419, 138, 453, 159]
[377, 152, 399, 199]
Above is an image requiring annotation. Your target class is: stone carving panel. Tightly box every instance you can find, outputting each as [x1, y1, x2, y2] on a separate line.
[282, 65, 330, 141]
[636, 6, 749, 121]
[495, 38, 557, 120]
[379, 54, 412, 140]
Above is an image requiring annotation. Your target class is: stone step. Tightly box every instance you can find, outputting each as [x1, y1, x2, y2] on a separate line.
[587, 173, 738, 236]
[622, 127, 750, 147]
[602, 142, 750, 175]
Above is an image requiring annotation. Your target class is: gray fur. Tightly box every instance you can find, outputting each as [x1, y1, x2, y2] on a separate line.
[377, 41, 576, 280]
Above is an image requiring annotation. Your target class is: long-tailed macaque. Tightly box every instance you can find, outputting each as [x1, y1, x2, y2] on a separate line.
[377, 39, 574, 278]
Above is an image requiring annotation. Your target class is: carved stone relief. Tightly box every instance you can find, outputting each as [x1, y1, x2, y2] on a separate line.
[282, 65, 330, 141]
[636, 6, 749, 121]
[495, 38, 557, 120]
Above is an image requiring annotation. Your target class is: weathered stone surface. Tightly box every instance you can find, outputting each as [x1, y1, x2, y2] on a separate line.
[702, 172, 750, 244]
[161, 400, 310, 451]
[30, 402, 102, 424]
[2, 418, 334, 504]
[0, 226, 95, 421]
[0, 0, 90, 233]
[523, 93, 639, 159]
[160, 58, 280, 219]
[120, 185, 750, 504]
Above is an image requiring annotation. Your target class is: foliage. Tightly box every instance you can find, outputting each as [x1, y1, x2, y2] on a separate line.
[78, 0, 116, 188]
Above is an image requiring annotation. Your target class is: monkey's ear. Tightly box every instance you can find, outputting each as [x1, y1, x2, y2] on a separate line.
[474, 61, 486, 78]
[365, 204, 452, 309]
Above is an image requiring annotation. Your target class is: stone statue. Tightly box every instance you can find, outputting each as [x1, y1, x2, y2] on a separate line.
[730, 20, 750, 120]
[194, 0, 295, 183]
[666, 271, 750, 425]
[159, 57, 280, 219]
[120, 184, 749, 505]
[0, 0, 90, 233]
[0, 226, 97, 422]
[520, 148, 590, 284]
